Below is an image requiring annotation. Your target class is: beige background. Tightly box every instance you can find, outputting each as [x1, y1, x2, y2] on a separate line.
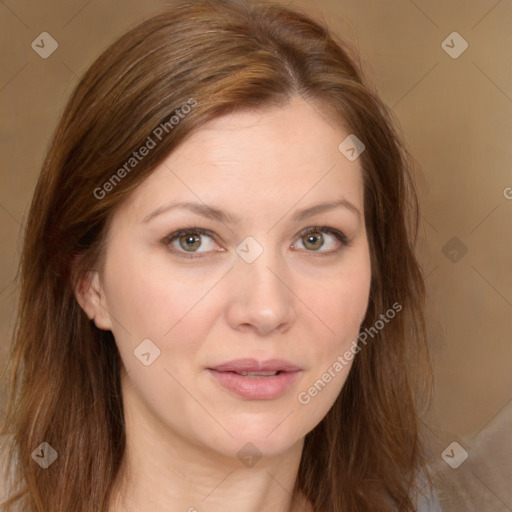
[1, 0, 511, 510]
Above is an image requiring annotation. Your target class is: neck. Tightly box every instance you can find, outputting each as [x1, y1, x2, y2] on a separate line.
[109, 439, 312, 512]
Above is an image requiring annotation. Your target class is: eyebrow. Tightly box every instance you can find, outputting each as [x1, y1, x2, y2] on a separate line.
[142, 198, 361, 224]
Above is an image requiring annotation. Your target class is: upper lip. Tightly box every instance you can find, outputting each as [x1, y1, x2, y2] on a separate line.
[209, 358, 301, 373]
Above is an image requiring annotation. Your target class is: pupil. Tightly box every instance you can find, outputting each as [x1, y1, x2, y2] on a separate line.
[305, 232, 323, 250]
[181, 233, 200, 251]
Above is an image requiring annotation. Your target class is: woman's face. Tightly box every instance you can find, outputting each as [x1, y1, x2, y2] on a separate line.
[82, 95, 371, 461]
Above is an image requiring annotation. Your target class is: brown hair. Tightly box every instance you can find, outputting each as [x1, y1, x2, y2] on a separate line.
[0, 0, 434, 510]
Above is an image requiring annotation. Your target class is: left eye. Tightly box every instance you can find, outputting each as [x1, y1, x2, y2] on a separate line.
[163, 225, 349, 259]
[292, 226, 349, 253]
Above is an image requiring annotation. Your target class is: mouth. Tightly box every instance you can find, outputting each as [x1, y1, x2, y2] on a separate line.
[225, 370, 283, 378]
[209, 358, 302, 374]
[207, 359, 302, 399]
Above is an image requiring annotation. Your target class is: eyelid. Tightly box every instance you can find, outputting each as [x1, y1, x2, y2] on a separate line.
[295, 225, 350, 247]
[162, 225, 350, 259]
[162, 226, 221, 259]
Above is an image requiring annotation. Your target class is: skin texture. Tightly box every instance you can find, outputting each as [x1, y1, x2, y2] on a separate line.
[77, 95, 372, 512]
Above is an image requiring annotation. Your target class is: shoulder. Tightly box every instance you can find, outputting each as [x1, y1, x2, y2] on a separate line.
[416, 489, 442, 512]
[0, 434, 17, 502]
[414, 469, 442, 512]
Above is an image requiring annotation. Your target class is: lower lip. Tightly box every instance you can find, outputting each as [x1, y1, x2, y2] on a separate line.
[208, 369, 301, 400]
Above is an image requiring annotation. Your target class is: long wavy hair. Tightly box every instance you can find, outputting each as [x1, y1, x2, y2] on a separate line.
[0, 0, 434, 510]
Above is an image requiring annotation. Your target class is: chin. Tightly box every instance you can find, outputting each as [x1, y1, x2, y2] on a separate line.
[218, 438, 303, 466]
[217, 422, 307, 460]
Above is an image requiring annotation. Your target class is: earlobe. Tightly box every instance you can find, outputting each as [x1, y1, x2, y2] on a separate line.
[74, 270, 113, 331]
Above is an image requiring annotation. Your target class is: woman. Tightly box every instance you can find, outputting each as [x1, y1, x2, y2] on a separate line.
[0, 0, 441, 510]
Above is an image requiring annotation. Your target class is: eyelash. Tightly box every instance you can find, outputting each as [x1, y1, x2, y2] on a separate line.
[162, 225, 351, 260]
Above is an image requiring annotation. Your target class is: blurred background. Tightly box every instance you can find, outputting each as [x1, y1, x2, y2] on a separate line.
[0, 0, 511, 510]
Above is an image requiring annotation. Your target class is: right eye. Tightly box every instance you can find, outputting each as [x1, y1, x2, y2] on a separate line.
[162, 227, 222, 259]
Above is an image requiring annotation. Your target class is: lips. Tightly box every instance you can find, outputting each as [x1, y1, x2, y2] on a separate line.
[210, 358, 301, 374]
[207, 358, 302, 400]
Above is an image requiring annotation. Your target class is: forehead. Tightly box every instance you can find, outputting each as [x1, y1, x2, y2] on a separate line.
[174, 97, 351, 169]
[115, 96, 364, 223]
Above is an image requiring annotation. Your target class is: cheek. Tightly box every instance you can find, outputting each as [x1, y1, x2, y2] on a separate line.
[298, 255, 371, 406]
[103, 248, 220, 339]
[302, 260, 371, 340]
[293, 269, 370, 420]
[102, 249, 228, 388]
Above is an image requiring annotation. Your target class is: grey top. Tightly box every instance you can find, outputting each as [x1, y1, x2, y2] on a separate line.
[416, 471, 442, 512]
[418, 489, 442, 511]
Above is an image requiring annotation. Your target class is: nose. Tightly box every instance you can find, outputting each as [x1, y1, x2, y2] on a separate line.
[225, 243, 296, 337]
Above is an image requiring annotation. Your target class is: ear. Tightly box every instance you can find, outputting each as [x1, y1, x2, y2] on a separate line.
[74, 268, 113, 331]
